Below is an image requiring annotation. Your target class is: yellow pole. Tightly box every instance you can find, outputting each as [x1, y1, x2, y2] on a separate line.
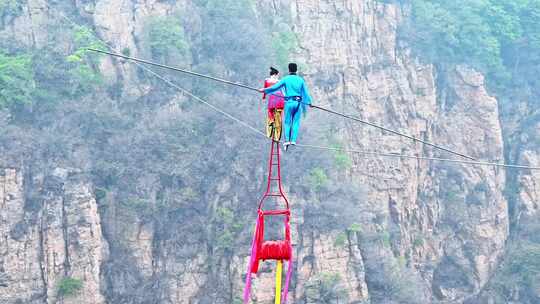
[275, 260, 282, 304]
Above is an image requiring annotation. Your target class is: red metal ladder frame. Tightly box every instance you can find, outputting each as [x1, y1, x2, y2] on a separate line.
[243, 140, 293, 303]
[259, 139, 289, 211]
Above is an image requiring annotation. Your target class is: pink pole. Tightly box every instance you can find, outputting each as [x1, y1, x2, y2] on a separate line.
[282, 258, 293, 303]
[243, 216, 261, 303]
[282, 219, 293, 304]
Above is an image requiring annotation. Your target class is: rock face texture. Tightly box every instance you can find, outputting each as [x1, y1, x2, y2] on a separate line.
[288, 1, 508, 302]
[515, 123, 540, 218]
[0, 167, 107, 304]
[0, 0, 536, 303]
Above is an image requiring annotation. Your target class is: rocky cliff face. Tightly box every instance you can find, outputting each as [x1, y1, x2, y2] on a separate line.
[514, 122, 540, 219]
[0, 166, 107, 303]
[289, 1, 508, 302]
[0, 0, 537, 303]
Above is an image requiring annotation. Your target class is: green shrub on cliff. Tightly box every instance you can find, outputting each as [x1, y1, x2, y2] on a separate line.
[334, 232, 348, 247]
[272, 25, 298, 66]
[308, 167, 329, 192]
[0, 0, 21, 18]
[57, 277, 83, 297]
[0, 23, 106, 113]
[214, 206, 243, 252]
[66, 26, 105, 95]
[0, 51, 34, 109]
[305, 272, 348, 302]
[333, 147, 352, 170]
[405, 0, 540, 93]
[145, 16, 189, 61]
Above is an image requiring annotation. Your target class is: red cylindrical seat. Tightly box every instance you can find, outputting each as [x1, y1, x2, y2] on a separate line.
[259, 240, 292, 260]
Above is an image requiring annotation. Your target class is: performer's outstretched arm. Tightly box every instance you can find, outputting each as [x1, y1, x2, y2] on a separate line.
[263, 78, 286, 95]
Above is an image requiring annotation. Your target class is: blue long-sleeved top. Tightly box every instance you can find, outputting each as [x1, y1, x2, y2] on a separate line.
[263, 74, 312, 114]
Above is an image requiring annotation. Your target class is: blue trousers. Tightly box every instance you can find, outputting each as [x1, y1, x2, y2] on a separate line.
[283, 101, 301, 143]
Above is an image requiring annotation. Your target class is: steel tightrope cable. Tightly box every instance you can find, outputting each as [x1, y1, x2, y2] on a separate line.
[50, 12, 539, 171]
[148, 78, 540, 170]
[87, 48, 477, 161]
[54, 10, 266, 138]
[139, 75, 540, 171]
[295, 144, 540, 170]
[108, 54, 540, 171]
[307, 105, 475, 160]
[86, 51, 539, 170]
[141, 68, 268, 138]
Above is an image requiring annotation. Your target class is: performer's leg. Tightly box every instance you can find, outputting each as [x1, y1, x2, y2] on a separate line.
[266, 115, 273, 138]
[274, 109, 283, 141]
[266, 107, 276, 139]
[290, 103, 301, 143]
[283, 102, 294, 142]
